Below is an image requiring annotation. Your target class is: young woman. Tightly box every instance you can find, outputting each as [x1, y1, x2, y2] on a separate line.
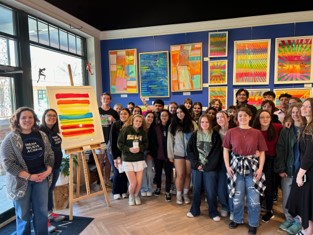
[191, 101, 203, 124]
[214, 111, 237, 220]
[286, 98, 313, 235]
[0, 107, 54, 235]
[117, 114, 148, 206]
[252, 110, 283, 223]
[153, 109, 173, 201]
[183, 98, 193, 116]
[167, 105, 198, 205]
[109, 108, 131, 200]
[186, 114, 222, 222]
[223, 107, 267, 235]
[209, 98, 223, 112]
[141, 111, 157, 196]
[40, 109, 65, 226]
[275, 103, 306, 234]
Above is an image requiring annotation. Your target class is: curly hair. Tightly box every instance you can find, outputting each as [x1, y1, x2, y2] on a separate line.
[10, 106, 40, 132]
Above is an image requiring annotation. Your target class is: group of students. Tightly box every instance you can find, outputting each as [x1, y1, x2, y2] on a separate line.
[0, 107, 65, 234]
[1, 88, 313, 235]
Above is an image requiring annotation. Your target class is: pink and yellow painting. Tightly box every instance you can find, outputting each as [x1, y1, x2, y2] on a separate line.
[109, 49, 138, 94]
[233, 39, 271, 85]
[274, 88, 312, 108]
[47, 86, 104, 150]
[209, 32, 228, 57]
[209, 60, 227, 85]
[209, 86, 227, 110]
[275, 36, 313, 84]
[170, 43, 202, 92]
[233, 88, 268, 109]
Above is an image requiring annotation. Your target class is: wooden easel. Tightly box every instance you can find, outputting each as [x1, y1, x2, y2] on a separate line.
[66, 144, 110, 220]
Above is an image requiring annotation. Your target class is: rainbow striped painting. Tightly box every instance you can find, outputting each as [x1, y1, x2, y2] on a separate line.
[233, 39, 271, 85]
[275, 36, 313, 84]
[209, 32, 228, 57]
[47, 86, 104, 150]
[209, 60, 227, 85]
[109, 49, 138, 94]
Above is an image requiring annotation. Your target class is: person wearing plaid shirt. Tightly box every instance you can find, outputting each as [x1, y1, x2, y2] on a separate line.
[223, 107, 268, 235]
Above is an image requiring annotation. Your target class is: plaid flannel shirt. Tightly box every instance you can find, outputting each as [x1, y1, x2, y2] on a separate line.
[227, 152, 266, 198]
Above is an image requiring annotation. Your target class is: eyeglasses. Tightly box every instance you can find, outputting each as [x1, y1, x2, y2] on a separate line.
[47, 114, 57, 118]
[237, 93, 247, 97]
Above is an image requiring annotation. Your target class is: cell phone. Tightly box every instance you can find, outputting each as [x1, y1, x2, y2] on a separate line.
[303, 174, 307, 183]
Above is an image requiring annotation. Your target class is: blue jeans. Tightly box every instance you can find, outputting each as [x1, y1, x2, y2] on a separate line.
[48, 168, 60, 212]
[14, 179, 49, 235]
[189, 169, 218, 218]
[141, 158, 155, 193]
[233, 172, 261, 227]
[217, 163, 230, 212]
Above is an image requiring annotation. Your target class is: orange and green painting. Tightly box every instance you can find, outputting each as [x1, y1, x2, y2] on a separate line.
[209, 86, 227, 110]
[209, 60, 227, 85]
[275, 37, 313, 84]
[274, 88, 312, 107]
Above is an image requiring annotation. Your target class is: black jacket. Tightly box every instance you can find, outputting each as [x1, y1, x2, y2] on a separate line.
[187, 130, 222, 172]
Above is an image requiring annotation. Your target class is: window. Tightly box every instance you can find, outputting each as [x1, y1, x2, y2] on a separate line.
[0, 4, 15, 35]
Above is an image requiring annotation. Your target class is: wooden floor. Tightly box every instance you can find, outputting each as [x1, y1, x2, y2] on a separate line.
[56, 181, 289, 235]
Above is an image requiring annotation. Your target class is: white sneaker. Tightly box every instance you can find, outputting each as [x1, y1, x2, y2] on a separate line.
[113, 194, 121, 200]
[230, 213, 234, 221]
[186, 212, 194, 218]
[122, 193, 128, 199]
[135, 196, 141, 205]
[176, 195, 183, 205]
[220, 210, 228, 218]
[146, 191, 152, 197]
[141, 192, 147, 197]
[183, 194, 190, 204]
[213, 216, 221, 222]
[128, 195, 135, 206]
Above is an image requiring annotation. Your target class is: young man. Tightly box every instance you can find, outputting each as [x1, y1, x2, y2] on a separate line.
[274, 93, 292, 123]
[235, 88, 257, 125]
[97, 92, 120, 188]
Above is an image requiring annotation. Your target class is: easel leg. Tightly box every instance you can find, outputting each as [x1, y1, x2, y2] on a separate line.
[69, 154, 74, 221]
[92, 149, 111, 206]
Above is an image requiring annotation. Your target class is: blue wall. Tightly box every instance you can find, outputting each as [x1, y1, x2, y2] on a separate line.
[100, 21, 313, 108]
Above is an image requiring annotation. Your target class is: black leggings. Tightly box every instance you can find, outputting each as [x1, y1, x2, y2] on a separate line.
[154, 159, 173, 193]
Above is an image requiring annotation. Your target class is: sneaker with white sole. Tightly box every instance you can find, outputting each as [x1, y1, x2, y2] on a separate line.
[229, 213, 234, 221]
[48, 220, 56, 233]
[113, 194, 121, 200]
[213, 216, 221, 222]
[48, 212, 65, 222]
[141, 191, 147, 197]
[286, 221, 302, 234]
[186, 212, 194, 218]
[176, 194, 183, 205]
[279, 220, 293, 231]
[220, 210, 228, 218]
[165, 192, 171, 202]
[146, 191, 152, 197]
[135, 196, 141, 205]
[122, 193, 128, 199]
[128, 195, 135, 206]
[183, 194, 190, 204]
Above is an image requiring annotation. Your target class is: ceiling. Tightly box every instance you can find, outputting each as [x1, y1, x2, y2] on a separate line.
[44, 1, 313, 31]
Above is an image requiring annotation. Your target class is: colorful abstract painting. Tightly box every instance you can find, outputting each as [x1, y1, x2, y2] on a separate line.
[139, 51, 169, 97]
[233, 88, 268, 109]
[209, 60, 227, 85]
[170, 43, 202, 92]
[274, 88, 312, 107]
[47, 86, 104, 150]
[109, 49, 138, 94]
[275, 36, 313, 84]
[209, 86, 227, 110]
[233, 39, 271, 85]
[209, 32, 228, 57]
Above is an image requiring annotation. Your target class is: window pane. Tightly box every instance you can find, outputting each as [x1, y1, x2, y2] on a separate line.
[0, 36, 17, 66]
[68, 33, 76, 54]
[0, 76, 15, 120]
[30, 46, 84, 118]
[0, 4, 15, 35]
[49, 25, 59, 49]
[76, 37, 83, 56]
[38, 20, 49, 46]
[28, 17, 38, 42]
[59, 30, 68, 51]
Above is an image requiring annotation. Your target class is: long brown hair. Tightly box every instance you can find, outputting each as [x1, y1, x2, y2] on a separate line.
[10, 106, 40, 132]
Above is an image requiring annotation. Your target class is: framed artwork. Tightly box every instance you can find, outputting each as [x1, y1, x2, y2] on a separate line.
[46, 86, 104, 150]
[209, 60, 227, 85]
[209, 86, 228, 110]
[109, 49, 138, 94]
[233, 39, 271, 85]
[170, 43, 202, 92]
[275, 36, 313, 84]
[139, 51, 169, 97]
[209, 31, 228, 57]
[274, 88, 312, 107]
[233, 88, 268, 109]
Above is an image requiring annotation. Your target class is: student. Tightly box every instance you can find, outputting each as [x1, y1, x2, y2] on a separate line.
[286, 98, 313, 235]
[168, 101, 178, 115]
[127, 102, 135, 114]
[0, 107, 54, 235]
[275, 103, 306, 234]
[223, 107, 267, 235]
[274, 93, 292, 123]
[186, 114, 222, 222]
[235, 88, 258, 125]
[209, 98, 223, 111]
[113, 103, 123, 115]
[262, 91, 276, 102]
[191, 101, 203, 123]
[117, 114, 148, 206]
[183, 97, 193, 115]
[39, 108, 65, 229]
